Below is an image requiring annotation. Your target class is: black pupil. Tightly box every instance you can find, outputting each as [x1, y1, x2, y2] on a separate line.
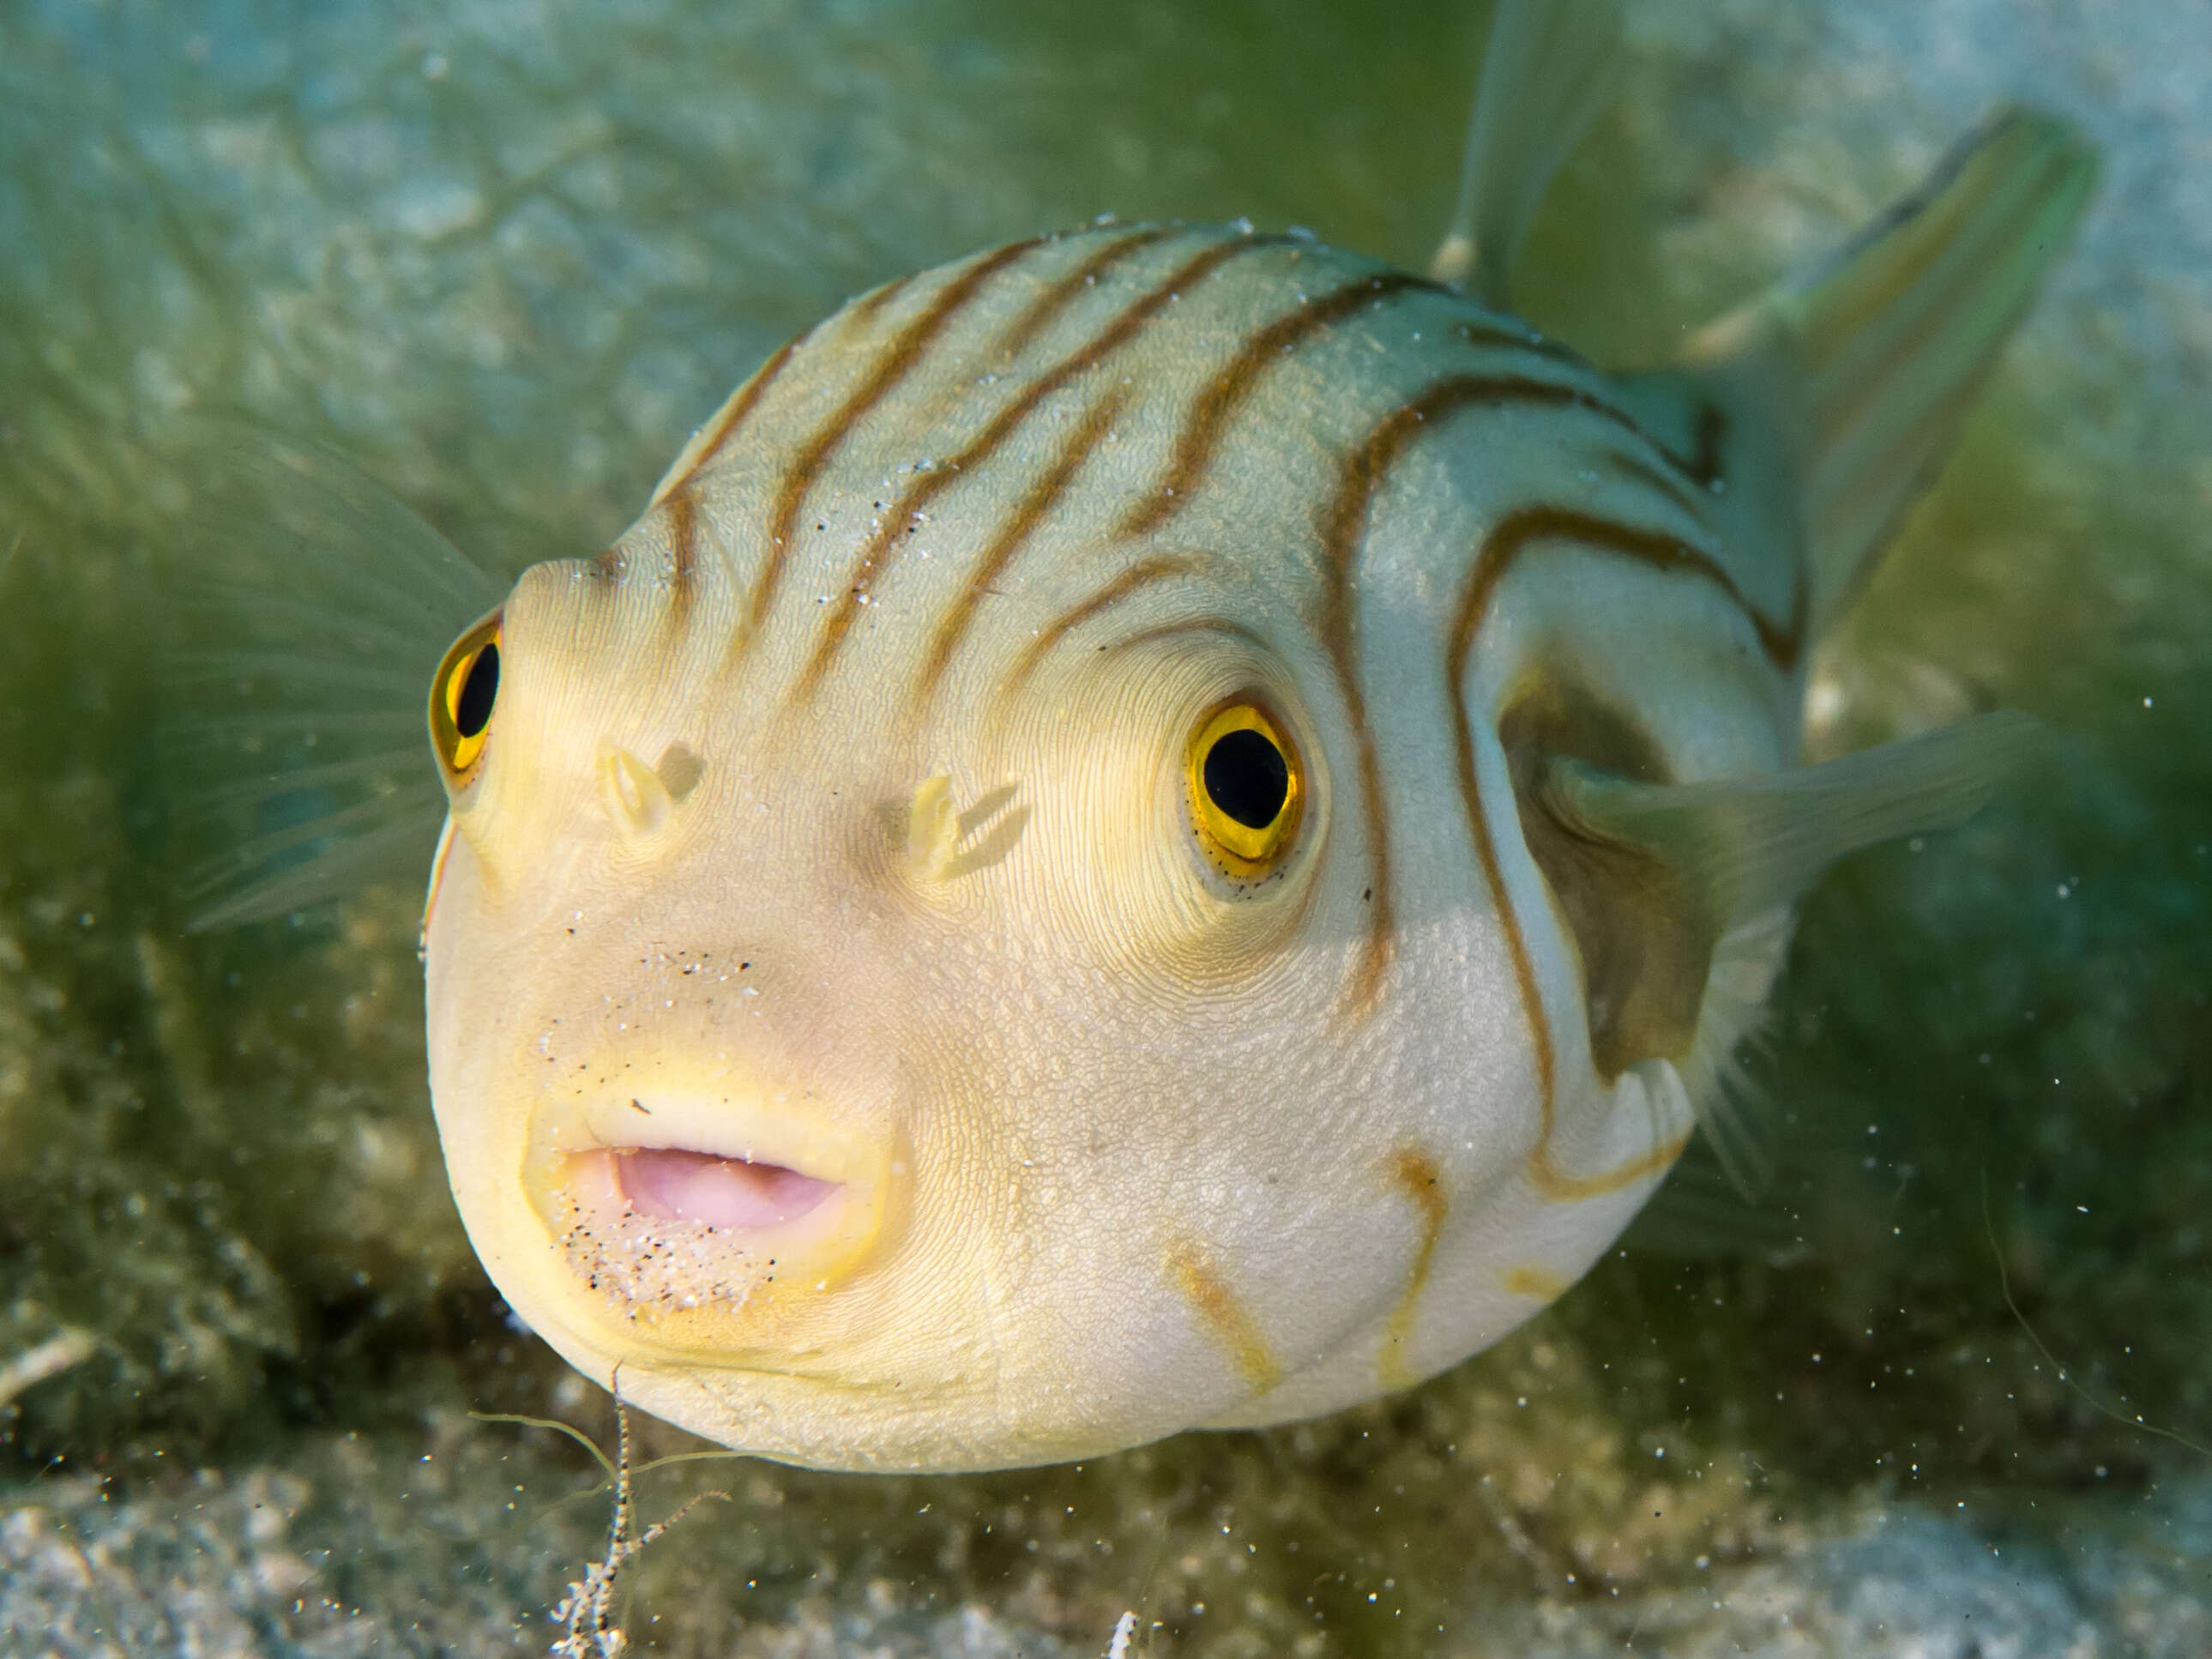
[454, 642, 499, 739]
[1203, 727, 1289, 830]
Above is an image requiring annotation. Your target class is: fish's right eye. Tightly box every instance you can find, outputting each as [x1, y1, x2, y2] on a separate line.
[430, 611, 503, 780]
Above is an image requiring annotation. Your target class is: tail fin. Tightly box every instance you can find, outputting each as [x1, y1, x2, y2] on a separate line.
[1679, 107, 2098, 637]
[1429, 0, 1624, 307]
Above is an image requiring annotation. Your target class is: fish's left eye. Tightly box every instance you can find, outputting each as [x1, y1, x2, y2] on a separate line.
[430, 611, 502, 780]
[1186, 699, 1303, 878]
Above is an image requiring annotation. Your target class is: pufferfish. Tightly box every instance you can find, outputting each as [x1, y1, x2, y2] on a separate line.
[202, 0, 2094, 1473]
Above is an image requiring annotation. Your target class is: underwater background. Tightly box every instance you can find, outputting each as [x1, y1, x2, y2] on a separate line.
[2, 0, 2209, 1651]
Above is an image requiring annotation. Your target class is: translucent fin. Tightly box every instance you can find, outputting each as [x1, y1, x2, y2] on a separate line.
[1626, 1137, 1806, 1262]
[153, 429, 503, 930]
[1534, 717, 2031, 1196]
[1677, 107, 2098, 636]
[1542, 709, 2040, 931]
[1428, 0, 1624, 305]
[1671, 906, 1791, 1196]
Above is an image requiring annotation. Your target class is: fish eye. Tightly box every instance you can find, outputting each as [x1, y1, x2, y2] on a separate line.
[1186, 699, 1303, 878]
[430, 611, 503, 779]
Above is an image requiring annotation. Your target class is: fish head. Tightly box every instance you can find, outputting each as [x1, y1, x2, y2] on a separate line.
[419, 492, 1435, 1472]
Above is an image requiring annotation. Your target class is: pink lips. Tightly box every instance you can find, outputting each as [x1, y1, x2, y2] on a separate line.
[613, 1147, 838, 1229]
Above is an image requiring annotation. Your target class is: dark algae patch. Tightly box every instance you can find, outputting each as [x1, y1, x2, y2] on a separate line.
[3, 0, 2209, 1650]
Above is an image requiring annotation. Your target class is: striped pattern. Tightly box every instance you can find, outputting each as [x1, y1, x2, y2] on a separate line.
[632, 222, 1805, 1200]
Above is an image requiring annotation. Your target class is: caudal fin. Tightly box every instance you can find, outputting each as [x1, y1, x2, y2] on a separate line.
[1685, 107, 2098, 636]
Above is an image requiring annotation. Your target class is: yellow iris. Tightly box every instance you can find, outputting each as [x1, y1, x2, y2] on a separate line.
[1186, 699, 1302, 878]
[429, 611, 503, 779]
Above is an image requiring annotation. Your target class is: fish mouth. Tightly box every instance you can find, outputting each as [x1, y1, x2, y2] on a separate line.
[525, 1093, 895, 1322]
[578, 1145, 841, 1229]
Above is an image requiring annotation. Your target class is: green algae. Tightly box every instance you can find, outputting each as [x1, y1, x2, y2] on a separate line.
[2, 0, 2209, 1650]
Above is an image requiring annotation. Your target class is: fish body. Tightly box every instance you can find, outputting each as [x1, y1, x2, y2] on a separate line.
[375, 4, 2097, 1473]
[428, 227, 1796, 1469]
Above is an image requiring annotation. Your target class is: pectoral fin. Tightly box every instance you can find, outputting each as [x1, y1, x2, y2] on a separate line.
[160, 426, 503, 930]
[1545, 709, 2040, 925]
[1521, 710, 2039, 1080]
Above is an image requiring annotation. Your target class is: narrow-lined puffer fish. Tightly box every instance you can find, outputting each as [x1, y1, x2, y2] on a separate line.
[209, 0, 2094, 1472]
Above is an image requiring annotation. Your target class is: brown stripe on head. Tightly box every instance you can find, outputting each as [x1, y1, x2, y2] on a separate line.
[662, 482, 700, 622]
[1444, 533, 1553, 1158]
[787, 232, 1287, 706]
[744, 235, 1055, 651]
[913, 383, 1131, 711]
[1455, 318, 1588, 367]
[852, 268, 919, 323]
[1501, 1264, 1570, 1301]
[1324, 660, 1393, 1022]
[654, 337, 801, 505]
[1486, 505, 1800, 670]
[994, 555, 1211, 712]
[1315, 379, 1600, 1024]
[995, 226, 1181, 360]
[1529, 1131, 1692, 1201]
[1119, 269, 1439, 540]
[1683, 398, 1727, 488]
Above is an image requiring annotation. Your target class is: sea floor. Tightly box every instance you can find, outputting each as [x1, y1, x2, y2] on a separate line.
[3, 1426, 2209, 1657]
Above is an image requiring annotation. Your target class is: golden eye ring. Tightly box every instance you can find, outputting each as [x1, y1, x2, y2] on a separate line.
[1186, 698, 1303, 878]
[429, 611, 503, 780]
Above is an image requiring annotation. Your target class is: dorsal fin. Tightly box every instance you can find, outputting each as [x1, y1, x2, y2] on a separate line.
[1429, 0, 1624, 306]
[1635, 107, 2097, 642]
